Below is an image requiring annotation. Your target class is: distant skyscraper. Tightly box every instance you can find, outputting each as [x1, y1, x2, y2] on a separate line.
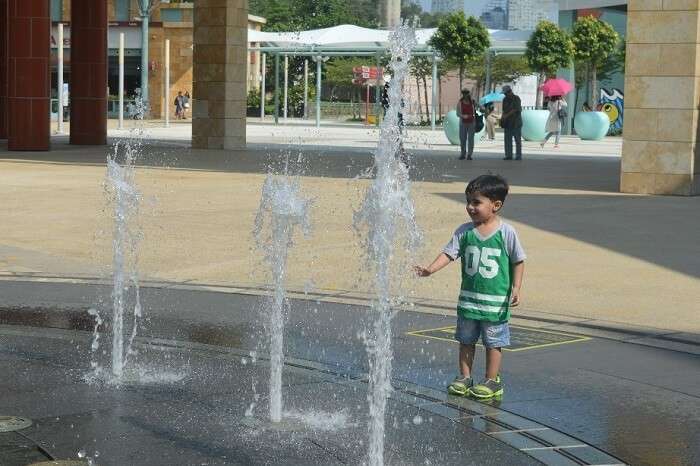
[506, 0, 558, 30]
[430, 0, 557, 30]
[431, 0, 462, 14]
[379, 0, 401, 28]
[480, 0, 508, 29]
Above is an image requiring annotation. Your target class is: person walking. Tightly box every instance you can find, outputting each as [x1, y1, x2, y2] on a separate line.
[457, 89, 477, 160]
[182, 91, 191, 119]
[500, 85, 522, 161]
[174, 91, 183, 119]
[541, 95, 567, 149]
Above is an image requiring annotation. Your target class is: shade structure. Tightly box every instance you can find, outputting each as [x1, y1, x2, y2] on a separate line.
[248, 24, 530, 52]
[541, 78, 574, 97]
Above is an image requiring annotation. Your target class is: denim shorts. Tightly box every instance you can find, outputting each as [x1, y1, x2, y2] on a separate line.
[455, 315, 510, 348]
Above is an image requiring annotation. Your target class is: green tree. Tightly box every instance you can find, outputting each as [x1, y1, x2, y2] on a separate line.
[571, 15, 619, 107]
[428, 12, 490, 89]
[525, 20, 574, 107]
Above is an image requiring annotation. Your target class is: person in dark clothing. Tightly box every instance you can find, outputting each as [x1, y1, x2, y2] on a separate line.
[500, 85, 522, 160]
[381, 77, 408, 167]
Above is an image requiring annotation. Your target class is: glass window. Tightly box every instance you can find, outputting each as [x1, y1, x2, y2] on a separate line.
[160, 9, 184, 22]
[115, 0, 130, 21]
[51, 0, 62, 22]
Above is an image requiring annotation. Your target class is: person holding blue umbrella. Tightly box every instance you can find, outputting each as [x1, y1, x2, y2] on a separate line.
[479, 92, 504, 142]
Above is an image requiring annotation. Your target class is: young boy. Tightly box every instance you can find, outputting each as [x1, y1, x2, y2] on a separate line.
[415, 175, 525, 399]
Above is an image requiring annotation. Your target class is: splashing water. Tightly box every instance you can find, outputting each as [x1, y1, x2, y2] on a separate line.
[353, 23, 421, 466]
[254, 173, 311, 423]
[99, 93, 146, 382]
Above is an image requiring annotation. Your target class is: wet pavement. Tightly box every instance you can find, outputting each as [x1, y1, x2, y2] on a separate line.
[1, 279, 698, 465]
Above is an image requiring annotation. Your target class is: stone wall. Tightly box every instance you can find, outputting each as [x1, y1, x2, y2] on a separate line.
[191, 0, 247, 150]
[621, 0, 700, 195]
[149, 24, 193, 119]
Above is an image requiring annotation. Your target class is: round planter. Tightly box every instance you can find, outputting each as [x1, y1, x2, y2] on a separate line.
[521, 109, 549, 142]
[574, 111, 609, 140]
[443, 110, 486, 145]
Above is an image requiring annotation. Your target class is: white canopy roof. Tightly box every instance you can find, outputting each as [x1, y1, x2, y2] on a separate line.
[248, 24, 530, 51]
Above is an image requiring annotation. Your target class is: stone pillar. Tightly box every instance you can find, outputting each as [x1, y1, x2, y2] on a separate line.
[70, 0, 107, 145]
[192, 0, 247, 150]
[621, 1, 700, 195]
[0, 0, 8, 139]
[7, 0, 50, 151]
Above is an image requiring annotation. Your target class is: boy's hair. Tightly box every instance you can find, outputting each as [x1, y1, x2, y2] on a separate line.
[465, 175, 509, 203]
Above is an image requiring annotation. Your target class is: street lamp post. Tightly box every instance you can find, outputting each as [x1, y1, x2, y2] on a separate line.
[137, 0, 156, 116]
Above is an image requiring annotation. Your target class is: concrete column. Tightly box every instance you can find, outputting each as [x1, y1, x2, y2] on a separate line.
[7, 0, 50, 151]
[70, 0, 107, 145]
[621, 1, 700, 195]
[0, 0, 8, 139]
[192, 0, 247, 150]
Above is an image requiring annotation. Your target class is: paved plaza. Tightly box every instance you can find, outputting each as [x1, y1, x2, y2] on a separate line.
[0, 121, 699, 465]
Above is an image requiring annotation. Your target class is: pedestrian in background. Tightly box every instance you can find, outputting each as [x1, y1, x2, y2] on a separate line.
[541, 95, 567, 149]
[182, 91, 191, 119]
[457, 89, 477, 160]
[482, 102, 498, 142]
[174, 91, 184, 119]
[500, 85, 522, 161]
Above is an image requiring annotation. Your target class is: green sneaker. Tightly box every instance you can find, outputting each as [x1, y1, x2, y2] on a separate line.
[470, 376, 504, 399]
[447, 376, 473, 396]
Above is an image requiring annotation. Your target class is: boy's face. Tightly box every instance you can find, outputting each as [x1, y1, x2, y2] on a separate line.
[466, 193, 502, 223]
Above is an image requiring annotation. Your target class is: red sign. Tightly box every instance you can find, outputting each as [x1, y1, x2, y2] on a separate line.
[353, 66, 381, 79]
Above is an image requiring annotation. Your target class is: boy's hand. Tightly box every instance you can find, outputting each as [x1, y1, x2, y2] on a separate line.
[413, 265, 432, 277]
[510, 287, 521, 307]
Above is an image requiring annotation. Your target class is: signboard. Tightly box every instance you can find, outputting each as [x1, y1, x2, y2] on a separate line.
[352, 66, 382, 85]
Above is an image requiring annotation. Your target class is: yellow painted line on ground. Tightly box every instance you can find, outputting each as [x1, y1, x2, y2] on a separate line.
[405, 325, 592, 352]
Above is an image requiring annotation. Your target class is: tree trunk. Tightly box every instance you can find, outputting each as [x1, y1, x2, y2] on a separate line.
[422, 75, 430, 121]
[591, 64, 598, 110]
[536, 72, 545, 109]
[459, 65, 464, 90]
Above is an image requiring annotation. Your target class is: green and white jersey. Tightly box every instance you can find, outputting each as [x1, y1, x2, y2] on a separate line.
[443, 221, 526, 323]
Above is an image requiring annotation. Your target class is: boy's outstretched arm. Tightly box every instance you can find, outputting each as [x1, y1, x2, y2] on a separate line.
[414, 253, 453, 277]
[510, 261, 525, 306]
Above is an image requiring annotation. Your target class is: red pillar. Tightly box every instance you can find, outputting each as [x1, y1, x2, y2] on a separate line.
[70, 0, 107, 145]
[7, 0, 50, 150]
[0, 0, 8, 139]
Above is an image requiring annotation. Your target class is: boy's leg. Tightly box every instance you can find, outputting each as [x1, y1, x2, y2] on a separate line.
[485, 347, 502, 380]
[470, 322, 509, 399]
[449, 316, 479, 396]
[459, 343, 476, 377]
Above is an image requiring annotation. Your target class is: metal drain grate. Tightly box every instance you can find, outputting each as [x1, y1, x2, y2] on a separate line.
[0, 416, 32, 432]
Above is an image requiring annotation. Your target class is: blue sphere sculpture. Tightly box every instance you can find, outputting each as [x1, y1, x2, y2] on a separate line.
[443, 110, 486, 145]
[521, 109, 549, 142]
[574, 111, 609, 140]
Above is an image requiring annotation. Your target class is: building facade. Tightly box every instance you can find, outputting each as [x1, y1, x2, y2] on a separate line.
[506, 0, 558, 30]
[431, 0, 462, 14]
[49, 0, 264, 119]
